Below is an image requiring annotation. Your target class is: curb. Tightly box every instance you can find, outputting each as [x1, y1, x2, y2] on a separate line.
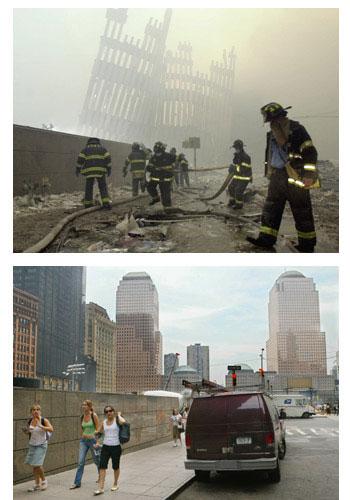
[165, 474, 196, 500]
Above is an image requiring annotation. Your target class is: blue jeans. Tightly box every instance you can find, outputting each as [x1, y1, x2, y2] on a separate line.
[74, 438, 100, 486]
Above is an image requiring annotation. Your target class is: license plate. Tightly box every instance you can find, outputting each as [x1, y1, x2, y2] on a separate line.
[236, 437, 252, 445]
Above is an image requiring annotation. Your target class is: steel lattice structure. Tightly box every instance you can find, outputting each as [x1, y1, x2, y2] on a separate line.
[78, 9, 236, 164]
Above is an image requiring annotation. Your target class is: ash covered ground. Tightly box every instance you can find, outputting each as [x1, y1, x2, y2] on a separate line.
[13, 161, 338, 253]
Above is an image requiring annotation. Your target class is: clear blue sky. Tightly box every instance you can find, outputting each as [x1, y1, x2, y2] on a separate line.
[86, 266, 338, 385]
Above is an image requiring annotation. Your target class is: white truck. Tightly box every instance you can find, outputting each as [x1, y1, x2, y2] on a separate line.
[272, 394, 316, 418]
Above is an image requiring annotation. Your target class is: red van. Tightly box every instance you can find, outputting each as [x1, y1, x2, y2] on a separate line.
[184, 391, 286, 483]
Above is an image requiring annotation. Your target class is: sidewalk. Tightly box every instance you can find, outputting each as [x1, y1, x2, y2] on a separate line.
[13, 441, 194, 500]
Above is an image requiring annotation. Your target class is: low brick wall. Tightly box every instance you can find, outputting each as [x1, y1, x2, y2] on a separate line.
[14, 388, 177, 483]
[13, 125, 131, 196]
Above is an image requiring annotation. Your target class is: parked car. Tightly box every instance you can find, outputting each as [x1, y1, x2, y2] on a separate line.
[272, 394, 316, 418]
[184, 391, 286, 483]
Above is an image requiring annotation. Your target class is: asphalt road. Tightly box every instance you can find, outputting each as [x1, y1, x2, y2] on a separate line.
[176, 416, 339, 500]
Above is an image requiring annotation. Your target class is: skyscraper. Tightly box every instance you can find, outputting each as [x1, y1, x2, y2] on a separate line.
[13, 288, 39, 379]
[266, 271, 327, 376]
[115, 272, 162, 392]
[164, 353, 179, 390]
[13, 267, 86, 378]
[85, 302, 117, 393]
[187, 343, 210, 380]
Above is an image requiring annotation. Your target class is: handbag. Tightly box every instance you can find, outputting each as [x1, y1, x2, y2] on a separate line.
[118, 422, 130, 444]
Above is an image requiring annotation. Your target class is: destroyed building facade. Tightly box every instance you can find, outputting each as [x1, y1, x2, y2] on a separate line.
[78, 8, 236, 165]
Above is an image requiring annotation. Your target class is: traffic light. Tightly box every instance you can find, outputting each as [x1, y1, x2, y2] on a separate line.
[259, 368, 265, 378]
[231, 371, 237, 386]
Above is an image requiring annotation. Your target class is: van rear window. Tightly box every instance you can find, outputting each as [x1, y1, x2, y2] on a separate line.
[190, 394, 266, 425]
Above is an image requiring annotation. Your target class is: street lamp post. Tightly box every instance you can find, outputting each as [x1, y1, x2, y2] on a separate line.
[260, 348, 265, 389]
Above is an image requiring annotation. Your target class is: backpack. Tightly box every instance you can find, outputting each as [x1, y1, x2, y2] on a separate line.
[27, 417, 53, 442]
[117, 418, 130, 444]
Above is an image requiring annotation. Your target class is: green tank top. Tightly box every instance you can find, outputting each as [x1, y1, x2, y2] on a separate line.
[81, 416, 95, 436]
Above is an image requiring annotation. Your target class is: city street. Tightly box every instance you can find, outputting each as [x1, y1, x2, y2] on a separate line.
[176, 416, 338, 500]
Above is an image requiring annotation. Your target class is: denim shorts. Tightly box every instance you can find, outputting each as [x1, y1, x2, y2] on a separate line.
[25, 442, 48, 466]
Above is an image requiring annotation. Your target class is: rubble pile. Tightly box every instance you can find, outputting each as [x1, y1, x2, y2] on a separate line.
[13, 165, 338, 253]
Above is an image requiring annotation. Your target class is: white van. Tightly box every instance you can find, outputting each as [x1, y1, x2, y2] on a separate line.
[272, 394, 315, 418]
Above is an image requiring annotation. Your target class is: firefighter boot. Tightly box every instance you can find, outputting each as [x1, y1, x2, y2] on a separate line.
[246, 236, 275, 248]
[149, 196, 160, 206]
[293, 244, 315, 253]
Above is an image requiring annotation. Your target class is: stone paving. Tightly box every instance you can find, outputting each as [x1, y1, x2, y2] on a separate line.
[13, 441, 194, 500]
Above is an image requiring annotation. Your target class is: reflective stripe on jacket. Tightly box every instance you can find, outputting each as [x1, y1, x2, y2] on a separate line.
[147, 152, 176, 181]
[125, 151, 147, 178]
[77, 142, 111, 178]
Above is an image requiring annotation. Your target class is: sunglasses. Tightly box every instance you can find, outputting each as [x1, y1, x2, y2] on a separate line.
[105, 409, 114, 414]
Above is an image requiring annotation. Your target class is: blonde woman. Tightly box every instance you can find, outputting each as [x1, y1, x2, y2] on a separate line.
[23, 404, 53, 492]
[93, 405, 126, 496]
[70, 400, 100, 489]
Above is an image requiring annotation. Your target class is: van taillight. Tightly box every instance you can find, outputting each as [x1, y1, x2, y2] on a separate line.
[185, 433, 191, 449]
[264, 432, 274, 445]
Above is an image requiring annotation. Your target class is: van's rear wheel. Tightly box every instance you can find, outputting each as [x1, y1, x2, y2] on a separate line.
[302, 412, 310, 419]
[278, 438, 286, 459]
[268, 461, 281, 483]
[195, 470, 210, 482]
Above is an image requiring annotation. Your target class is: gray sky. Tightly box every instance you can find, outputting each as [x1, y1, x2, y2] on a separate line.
[86, 266, 338, 385]
[13, 8, 338, 162]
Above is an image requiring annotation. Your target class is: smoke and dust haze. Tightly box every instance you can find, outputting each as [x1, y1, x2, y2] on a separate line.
[13, 8, 338, 164]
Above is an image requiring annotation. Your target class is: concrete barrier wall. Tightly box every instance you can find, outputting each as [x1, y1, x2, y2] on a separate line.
[14, 388, 178, 483]
[13, 125, 131, 196]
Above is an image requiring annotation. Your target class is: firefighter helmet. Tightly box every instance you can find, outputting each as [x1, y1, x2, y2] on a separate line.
[232, 139, 244, 150]
[131, 142, 140, 151]
[87, 137, 100, 145]
[260, 102, 291, 122]
[153, 141, 166, 154]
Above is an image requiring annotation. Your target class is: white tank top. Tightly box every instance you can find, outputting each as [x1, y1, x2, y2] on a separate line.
[29, 421, 47, 446]
[103, 419, 120, 446]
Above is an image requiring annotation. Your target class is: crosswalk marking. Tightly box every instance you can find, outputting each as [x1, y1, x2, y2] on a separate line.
[285, 427, 338, 439]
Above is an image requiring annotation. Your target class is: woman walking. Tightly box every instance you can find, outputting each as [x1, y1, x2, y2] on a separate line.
[170, 409, 183, 447]
[23, 404, 53, 492]
[93, 405, 126, 496]
[70, 400, 100, 489]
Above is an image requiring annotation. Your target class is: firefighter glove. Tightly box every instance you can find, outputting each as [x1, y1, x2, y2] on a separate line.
[228, 164, 235, 174]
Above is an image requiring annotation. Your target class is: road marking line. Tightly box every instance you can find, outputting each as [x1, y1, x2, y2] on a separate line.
[310, 428, 318, 435]
[295, 429, 307, 435]
[286, 430, 293, 435]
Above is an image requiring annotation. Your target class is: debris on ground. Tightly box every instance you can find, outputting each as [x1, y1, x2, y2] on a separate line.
[13, 163, 338, 253]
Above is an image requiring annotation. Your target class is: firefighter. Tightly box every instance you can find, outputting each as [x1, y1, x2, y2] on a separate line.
[246, 102, 319, 252]
[76, 137, 112, 209]
[146, 141, 176, 207]
[123, 142, 147, 196]
[178, 153, 190, 187]
[170, 147, 180, 188]
[227, 139, 252, 209]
